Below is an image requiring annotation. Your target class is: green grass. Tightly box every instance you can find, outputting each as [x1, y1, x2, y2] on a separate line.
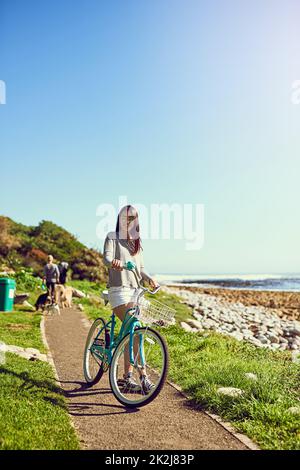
[0, 354, 79, 450]
[0, 310, 45, 352]
[75, 283, 300, 450]
[165, 326, 300, 450]
[69, 280, 192, 325]
[0, 292, 80, 449]
[69, 279, 104, 295]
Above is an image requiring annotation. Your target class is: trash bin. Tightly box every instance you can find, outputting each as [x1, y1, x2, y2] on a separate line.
[0, 278, 16, 312]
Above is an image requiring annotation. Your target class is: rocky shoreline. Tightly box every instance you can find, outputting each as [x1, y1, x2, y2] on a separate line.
[164, 285, 300, 353]
[167, 285, 300, 321]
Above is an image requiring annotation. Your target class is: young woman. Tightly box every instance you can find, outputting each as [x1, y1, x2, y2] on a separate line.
[103, 205, 159, 393]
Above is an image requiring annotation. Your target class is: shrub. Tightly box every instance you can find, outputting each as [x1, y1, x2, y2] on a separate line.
[12, 269, 43, 292]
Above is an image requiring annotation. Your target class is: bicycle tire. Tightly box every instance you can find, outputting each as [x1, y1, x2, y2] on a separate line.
[83, 317, 108, 386]
[109, 326, 169, 408]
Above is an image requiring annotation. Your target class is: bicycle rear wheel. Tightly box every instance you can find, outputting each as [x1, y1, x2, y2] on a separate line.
[109, 327, 169, 408]
[83, 317, 109, 385]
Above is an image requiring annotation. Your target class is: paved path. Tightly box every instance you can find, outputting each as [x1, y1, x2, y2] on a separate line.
[44, 308, 247, 450]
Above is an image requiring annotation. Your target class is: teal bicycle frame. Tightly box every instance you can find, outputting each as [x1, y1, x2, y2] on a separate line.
[90, 306, 146, 367]
[90, 261, 160, 370]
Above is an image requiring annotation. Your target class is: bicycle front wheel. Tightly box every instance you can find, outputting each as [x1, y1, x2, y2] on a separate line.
[83, 317, 108, 385]
[109, 327, 169, 408]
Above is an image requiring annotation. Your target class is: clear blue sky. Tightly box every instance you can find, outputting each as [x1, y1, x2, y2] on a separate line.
[1, 0, 300, 274]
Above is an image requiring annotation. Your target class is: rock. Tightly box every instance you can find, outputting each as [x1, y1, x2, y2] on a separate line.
[217, 387, 244, 398]
[78, 304, 84, 312]
[279, 337, 288, 344]
[23, 301, 35, 310]
[187, 302, 196, 308]
[180, 322, 194, 333]
[291, 351, 300, 363]
[26, 347, 41, 355]
[263, 320, 275, 329]
[193, 312, 203, 321]
[231, 332, 244, 341]
[2, 343, 47, 362]
[72, 288, 87, 299]
[164, 286, 300, 353]
[249, 324, 260, 333]
[241, 329, 253, 337]
[256, 335, 269, 344]
[267, 334, 279, 344]
[14, 293, 30, 304]
[255, 326, 268, 335]
[202, 319, 217, 330]
[245, 373, 258, 381]
[289, 327, 300, 337]
[248, 338, 263, 347]
[187, 319, 203, 330]
[287, 406, 300, 416]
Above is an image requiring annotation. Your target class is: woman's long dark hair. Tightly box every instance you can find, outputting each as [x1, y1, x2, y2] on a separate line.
[116, 205, 141, 255]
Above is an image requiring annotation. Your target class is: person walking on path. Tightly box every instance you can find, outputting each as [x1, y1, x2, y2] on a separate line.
[43, 255, 60, 304]
[58, 261, 69, 285]
[103, 204, 159, 393]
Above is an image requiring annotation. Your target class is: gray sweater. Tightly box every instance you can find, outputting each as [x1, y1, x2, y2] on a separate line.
[44, 263, 60, 283]
[103, 232, 152, 288]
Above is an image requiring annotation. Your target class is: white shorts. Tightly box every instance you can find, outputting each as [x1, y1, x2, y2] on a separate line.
[108, 287, 141, 309]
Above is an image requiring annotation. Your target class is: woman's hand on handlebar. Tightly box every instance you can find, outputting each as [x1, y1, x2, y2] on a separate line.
[111, 259, 123, 271]
[149, 278, 160, 290]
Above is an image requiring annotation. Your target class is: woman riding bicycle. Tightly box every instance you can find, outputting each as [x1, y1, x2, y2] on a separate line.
[103, 204, 159, 393]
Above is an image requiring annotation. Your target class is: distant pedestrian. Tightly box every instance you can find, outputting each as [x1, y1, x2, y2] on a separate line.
[58, 261, 69, 285]
[43, 255, 60, 304]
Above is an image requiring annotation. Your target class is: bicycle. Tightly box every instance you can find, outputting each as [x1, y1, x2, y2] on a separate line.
[83, 261, 175, 408]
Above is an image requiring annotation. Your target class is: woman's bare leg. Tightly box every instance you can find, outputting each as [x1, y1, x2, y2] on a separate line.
[113, 302, 139, 375]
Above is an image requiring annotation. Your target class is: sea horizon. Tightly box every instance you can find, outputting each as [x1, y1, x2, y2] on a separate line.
[153, 273, 300, 292]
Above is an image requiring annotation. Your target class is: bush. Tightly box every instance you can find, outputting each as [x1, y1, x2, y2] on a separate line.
[12, 268, 43, 292]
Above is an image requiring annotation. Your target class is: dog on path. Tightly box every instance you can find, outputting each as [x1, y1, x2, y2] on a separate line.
[35, 293, 50, 311]
[54, 284, 73, 308]
[44, 303, 61, 316]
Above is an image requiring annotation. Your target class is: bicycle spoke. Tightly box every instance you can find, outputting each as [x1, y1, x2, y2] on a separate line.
[110, 327, 167, 406]
[83, 318, 107, 384]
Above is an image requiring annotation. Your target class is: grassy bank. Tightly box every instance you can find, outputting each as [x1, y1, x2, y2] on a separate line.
[0, 305, 79, 449]
[70, 280, 300, 450]
[0, 310, 45, 351]
[0, 354, 79, 449]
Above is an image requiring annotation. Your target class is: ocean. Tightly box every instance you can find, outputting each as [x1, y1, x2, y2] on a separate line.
[154, 274, 300, 292]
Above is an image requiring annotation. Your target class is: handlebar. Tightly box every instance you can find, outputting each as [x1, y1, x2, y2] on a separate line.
[122, 261, 161, 295]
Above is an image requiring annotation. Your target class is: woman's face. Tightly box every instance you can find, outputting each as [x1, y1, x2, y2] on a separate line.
[119, 207, 138, 238]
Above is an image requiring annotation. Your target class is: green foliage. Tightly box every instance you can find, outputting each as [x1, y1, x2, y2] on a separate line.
[0, 216, 107, 282]
[12, 268, 43, 293]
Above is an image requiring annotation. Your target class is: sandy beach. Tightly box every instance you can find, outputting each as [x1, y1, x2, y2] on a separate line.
[167, 285, 300, 322]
